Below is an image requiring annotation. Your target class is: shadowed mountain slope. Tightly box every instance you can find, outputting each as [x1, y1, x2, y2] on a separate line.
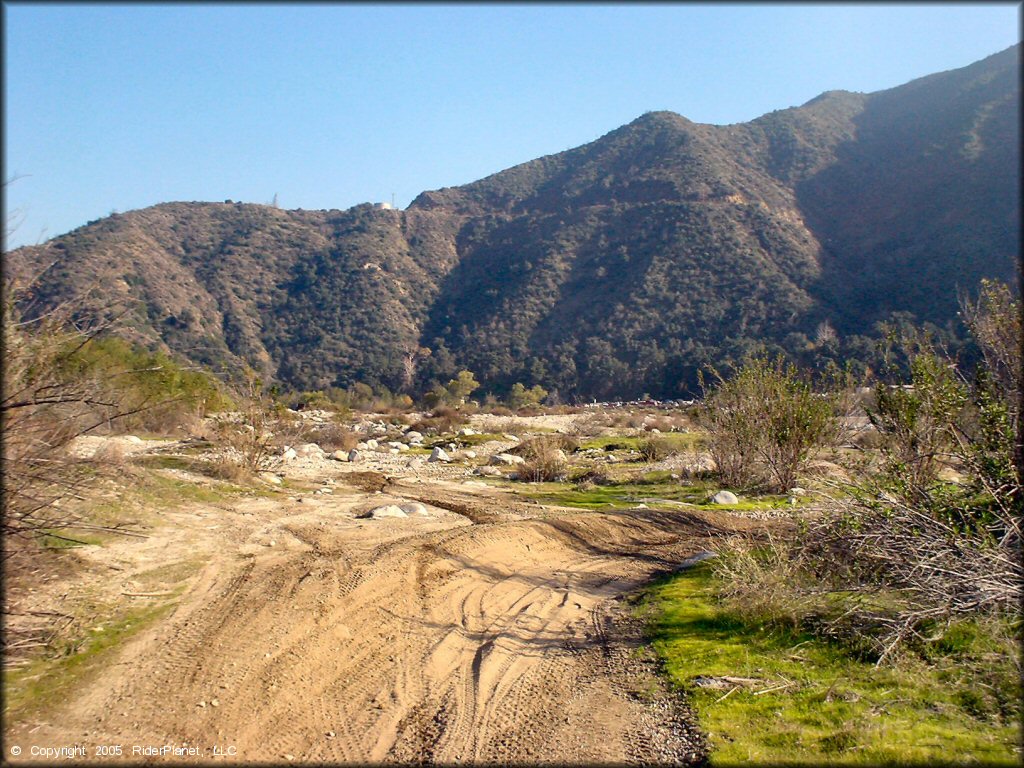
[8, 45, 1018, 399]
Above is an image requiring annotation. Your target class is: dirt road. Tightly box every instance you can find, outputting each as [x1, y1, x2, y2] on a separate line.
[6, 475, 753, 764]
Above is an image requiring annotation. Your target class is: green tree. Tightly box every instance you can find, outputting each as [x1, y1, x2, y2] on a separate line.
[445, 370, 480, 405]
[507, 382, 548, 410]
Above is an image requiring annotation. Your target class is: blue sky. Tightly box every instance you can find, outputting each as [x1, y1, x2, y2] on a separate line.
[3, 2, 1020, 249]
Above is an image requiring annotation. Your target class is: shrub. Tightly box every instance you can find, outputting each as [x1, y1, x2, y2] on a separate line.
[699, 357, 839, 493]
[637, 436, 676, 462]
[510, 434, 579, 458]
[310, 422, 359, 452]
[2, 284, 226, 548]
[208, 375, 278, 477]
[517, 436, 569, 482]
[573, 466, 612, 488]
[409, 406, 468, 435]
[711, 281, 1022, 664]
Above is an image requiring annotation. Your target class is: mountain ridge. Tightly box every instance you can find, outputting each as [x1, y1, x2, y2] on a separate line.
[8, 45, 1019, 399]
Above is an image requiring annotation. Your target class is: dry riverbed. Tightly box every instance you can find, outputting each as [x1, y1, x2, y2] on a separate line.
[3, 422, 768, 764]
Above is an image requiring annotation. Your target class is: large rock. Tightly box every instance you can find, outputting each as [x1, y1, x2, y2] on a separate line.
[457, 427, 478, 437]
[331, 450, 348, 461]
[281, 447, 298, 461]
[361, 504, 407, 519]
[296, 442, 323, 457]
[365, 439, 379, 450]
[399, 502, 430, 516]
[404, 431, 423, 443]
[429, 447, 451, 462]
[491, 453, 525, 466]
[347, 449, 360, 462]
[474, 466, 503, 477]
[709, 490, 739, 505]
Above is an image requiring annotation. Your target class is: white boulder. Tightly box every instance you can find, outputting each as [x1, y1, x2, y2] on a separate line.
[429, 447, 451, 462]
[399, 502, 430, 516]
[709, 490, 739, 505]
[363, 505, 407, 519]
[491, 453, 526, 466]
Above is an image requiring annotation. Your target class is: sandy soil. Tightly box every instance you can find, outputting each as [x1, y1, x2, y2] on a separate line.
[5, 434, 763, 765]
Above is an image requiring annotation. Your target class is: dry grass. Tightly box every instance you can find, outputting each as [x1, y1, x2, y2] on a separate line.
[515, 435, 573, 482]
[91, 440, 128, 467]
[409, 406, 469, 436]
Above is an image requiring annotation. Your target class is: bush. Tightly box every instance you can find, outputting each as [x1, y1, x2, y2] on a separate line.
[516, 436, 570, 482]
[510, 434, 579, 458]
[208, 375, 278, 478]
[310, 422, 359, 452]
[409, 406, 468, 435]
[699, 357, 839, 493]
[573, 466, 612, 489]
[637, 436, 676, 462]
[2, 286, 227, 548]
[711, 281, 1022, 664]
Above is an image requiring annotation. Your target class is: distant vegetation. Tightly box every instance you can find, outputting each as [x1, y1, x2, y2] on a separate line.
[6, 46, 1017, 401]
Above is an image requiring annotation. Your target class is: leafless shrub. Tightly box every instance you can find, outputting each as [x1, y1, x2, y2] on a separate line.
[478, 417, 526, 437]
[208, 377, 278, 477]
[800, 492, 1022, 664]
[2, 282, 151, 551]
[310, 422, 359, 452]
[510, 433, 579, 458]
[91, 439, 128, 467]
[409, 406, 468, 436]
[713, 534, 822, 629]
[512, 435, 573, 482]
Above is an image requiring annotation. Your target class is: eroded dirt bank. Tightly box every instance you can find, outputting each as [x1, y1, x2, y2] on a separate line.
[6, 476, 758, 764]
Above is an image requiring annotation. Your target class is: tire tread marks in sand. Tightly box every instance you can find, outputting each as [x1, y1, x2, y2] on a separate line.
[19, 490, 728, 763]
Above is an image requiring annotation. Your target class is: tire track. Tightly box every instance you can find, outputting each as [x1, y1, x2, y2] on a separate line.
[9, 488, 738, 764]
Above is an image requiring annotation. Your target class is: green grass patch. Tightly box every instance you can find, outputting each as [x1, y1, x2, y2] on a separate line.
[517, 476, 793, 512]
[643, 564, 1021, 764]
[578, 432, 704, 455]
[38, 529, 105, 549]
[4, 597, 180, 724]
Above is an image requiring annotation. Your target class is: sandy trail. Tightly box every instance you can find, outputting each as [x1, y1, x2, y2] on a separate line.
[6, 478, 747, 764]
